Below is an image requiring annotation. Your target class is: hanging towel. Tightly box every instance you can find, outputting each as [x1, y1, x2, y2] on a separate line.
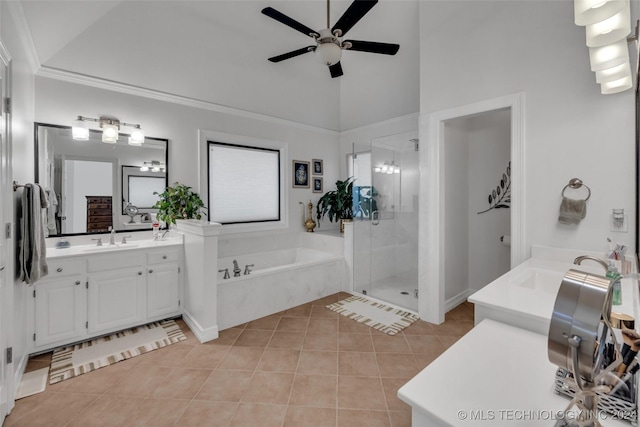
[45, 188, 58, 236]
[558, 197, 587, 225]
[18, 184, 49, 284]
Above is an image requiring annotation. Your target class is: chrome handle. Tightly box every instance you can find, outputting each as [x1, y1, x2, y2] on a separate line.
[371, 210, 380, 226]
[56, 267, 63, 273]
[75, 280, 81, 285]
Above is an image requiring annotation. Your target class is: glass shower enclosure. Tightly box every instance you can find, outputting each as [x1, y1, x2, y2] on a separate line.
[350, 131, 419, 311]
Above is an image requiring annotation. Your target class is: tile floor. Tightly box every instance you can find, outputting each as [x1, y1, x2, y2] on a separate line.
[5, 293, 474, 427]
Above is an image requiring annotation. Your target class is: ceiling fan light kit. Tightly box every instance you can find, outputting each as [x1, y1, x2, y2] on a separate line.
[262, 0, 400, 78]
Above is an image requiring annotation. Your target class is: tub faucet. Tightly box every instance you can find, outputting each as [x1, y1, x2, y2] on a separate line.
[244, 264, 255, 275]
[573, 255, 609, 273]
[218, 268, 230, 279]
[233, 260, 241, 277]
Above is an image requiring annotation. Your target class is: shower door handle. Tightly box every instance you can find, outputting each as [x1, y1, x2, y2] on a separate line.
[371, 210, 380, 226]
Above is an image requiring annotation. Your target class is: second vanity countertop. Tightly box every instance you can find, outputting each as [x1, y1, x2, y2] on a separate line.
[469, 255, 639, 335]
[46, 236, 183, 259]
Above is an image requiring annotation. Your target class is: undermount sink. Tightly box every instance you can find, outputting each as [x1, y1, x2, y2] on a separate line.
[81, 244, 139, 252]
[514, 269, 563, 294]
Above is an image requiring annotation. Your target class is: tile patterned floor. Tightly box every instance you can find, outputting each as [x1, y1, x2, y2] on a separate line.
[5, 293, 474, 427]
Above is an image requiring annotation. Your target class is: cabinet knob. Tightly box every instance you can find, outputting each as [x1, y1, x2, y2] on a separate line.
[148, 269, 153, 273]
[138, 271, 143, 275]
[75, 281, 81, 285]
[56, 267, 63, 273]
[162, 255, 167, 260]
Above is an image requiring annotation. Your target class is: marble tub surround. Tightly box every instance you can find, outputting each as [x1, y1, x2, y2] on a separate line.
[469, 246, 638, 335]
[398, 319, 630, 427]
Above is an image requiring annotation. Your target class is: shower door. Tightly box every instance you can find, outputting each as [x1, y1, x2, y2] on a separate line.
[351, 132, 419, 311]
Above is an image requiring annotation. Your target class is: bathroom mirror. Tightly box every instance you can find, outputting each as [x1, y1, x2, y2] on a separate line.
[34, 123, 168, 236]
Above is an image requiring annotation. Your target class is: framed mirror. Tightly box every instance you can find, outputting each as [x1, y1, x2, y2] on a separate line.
[34, 123, 168, 236]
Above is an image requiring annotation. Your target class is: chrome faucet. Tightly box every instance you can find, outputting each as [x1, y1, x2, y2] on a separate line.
[108, 226, 116, 245]
[218, 268, 230, 279]
[573, 255, 609, 273]
[233, 260, 241, 277]
[244, 264, 255, 275]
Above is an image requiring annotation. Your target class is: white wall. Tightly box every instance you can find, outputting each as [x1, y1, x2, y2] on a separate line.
[420, 1, 636, 255]
[466, 110, 511, 291]
[443, 122, 469, 301]
[34, 77, 341, 238]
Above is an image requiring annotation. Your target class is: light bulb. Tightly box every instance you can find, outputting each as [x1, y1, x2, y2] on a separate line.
[102, 123, 119, 143]
[72, 118, 89, 141]
[129, 127, 144, 146]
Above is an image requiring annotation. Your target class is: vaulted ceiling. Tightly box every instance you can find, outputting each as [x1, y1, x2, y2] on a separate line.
[19, 0, 420, 131]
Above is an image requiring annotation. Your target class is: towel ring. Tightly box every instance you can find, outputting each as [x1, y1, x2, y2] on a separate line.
[562, 178, 591, 201]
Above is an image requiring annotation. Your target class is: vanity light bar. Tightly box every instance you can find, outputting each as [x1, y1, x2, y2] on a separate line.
[72, 115, 145, 145]
[574, 0, 636, 94]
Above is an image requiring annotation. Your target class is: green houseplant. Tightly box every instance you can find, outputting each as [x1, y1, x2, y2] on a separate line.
[153, 182, 207, 226]
[316, 177, 354, 233]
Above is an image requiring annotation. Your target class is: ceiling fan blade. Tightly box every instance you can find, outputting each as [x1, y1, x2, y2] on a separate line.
[344, 40, 399, 55]
[268, 46, 315, 63]
[262, 7, 319, 38]
[331, 0, 378, 37]
[329, 62, 343, 78]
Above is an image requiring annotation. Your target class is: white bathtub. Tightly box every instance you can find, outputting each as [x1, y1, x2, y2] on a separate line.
[217, 247, 343, 329]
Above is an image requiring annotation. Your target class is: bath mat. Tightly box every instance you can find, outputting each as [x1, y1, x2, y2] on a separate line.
[16, 368, 48, 399]
[49, 319, 186, 384]
[327, 295, 419, 335]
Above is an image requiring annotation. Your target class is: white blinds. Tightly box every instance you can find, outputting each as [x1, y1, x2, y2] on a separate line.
[208, 143, 280, 223]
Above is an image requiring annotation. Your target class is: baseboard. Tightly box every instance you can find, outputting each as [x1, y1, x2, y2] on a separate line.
[181, 311, 219, 344]
[445, 289, 471, 312]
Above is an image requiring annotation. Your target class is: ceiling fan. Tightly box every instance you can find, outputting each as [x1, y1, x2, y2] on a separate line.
[261, 0, 400, 78]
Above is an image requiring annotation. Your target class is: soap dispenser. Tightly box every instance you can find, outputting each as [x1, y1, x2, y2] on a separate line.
[607, 262, 622, 305]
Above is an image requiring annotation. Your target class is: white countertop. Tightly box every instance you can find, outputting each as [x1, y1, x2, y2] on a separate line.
[468, 256, 638, 334]
[46, 236, 183, 259]
[398, 319, 631, 427]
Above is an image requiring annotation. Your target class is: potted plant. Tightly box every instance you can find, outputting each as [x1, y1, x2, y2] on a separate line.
[153, 182, 207, 226]
[316, 177, 354, 233]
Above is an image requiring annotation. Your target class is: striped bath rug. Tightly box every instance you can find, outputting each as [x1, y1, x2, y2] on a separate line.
[49, 319, 186, 384]
[327, 295, 419, 335]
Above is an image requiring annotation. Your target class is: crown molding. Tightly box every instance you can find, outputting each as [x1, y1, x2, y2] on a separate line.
[36, 66, 340, 136]
[340, 112, 419, 137]
[4, 0, 40, 73]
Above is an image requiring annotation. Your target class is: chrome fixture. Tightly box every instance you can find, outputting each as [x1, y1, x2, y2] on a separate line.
[140, 160, 166, 173]
[244, 264, 255, 275]
[573, 254, 609, 273]
[233, 260, 241, 277]
[410, 138, 419, 151]
[108, 226, 116, 245]
[121, 235, 131, 244]
[548, 269, 619, 426]
[218, 268, 230, 280]
[573, 0, 637, 94]
[72, 115, 145, 145]
[91, 238, 103, 246]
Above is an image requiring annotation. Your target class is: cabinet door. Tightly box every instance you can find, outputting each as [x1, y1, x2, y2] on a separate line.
[34, 277, 86, 348]
[87, 268, 146, 335]
[147, 264, 180, 319]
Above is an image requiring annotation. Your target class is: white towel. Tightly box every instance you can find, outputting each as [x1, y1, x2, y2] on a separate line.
[18, 184, 49, 284]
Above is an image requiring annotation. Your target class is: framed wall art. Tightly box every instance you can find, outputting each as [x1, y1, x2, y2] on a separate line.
[292, 160, 310, 188]
[313, 177, 323, 193]
[312, 159, 323, 176]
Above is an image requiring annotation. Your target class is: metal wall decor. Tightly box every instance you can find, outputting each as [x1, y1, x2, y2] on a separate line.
[477, 161, 511, 215]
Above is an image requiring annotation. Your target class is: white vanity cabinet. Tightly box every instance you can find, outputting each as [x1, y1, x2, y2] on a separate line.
[33, 258, 86, 348]
[146, 249, 181, 319]
[30, 241, 183, 353]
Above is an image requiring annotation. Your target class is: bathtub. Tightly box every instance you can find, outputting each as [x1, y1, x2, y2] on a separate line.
[217, 247, 343, 330]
